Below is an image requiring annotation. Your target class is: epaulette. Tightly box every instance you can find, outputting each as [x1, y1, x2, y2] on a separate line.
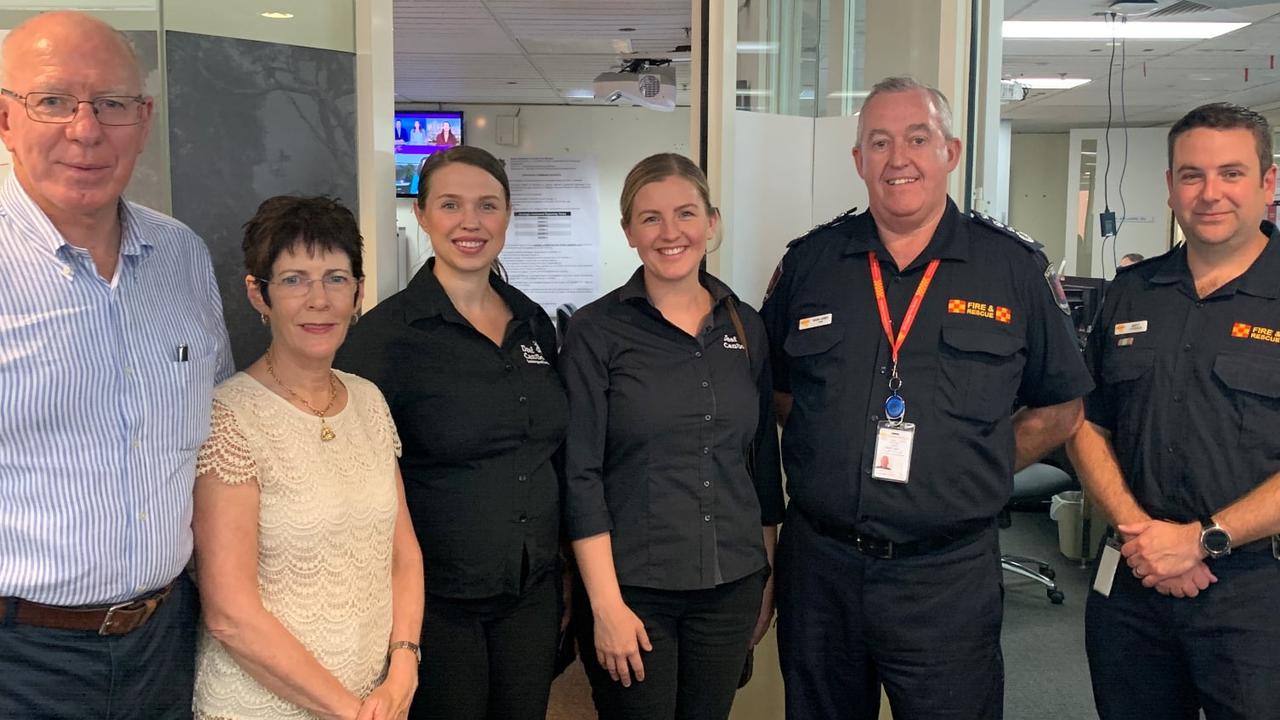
[969, 210, 1044, 253]
[786, 206, 860, 248]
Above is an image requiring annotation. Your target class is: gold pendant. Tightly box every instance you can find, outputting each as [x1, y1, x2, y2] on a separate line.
[320, 422, 336, 442]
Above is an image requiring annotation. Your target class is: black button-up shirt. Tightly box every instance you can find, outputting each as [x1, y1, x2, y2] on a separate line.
[761, 200, 1094, 543]
[334, 259, 567, 599]
[1084, 222, 1280, 522]
[561, 269, 784, 591]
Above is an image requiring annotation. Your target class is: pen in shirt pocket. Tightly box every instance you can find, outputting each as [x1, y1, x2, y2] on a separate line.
[176, 344, 189, 362]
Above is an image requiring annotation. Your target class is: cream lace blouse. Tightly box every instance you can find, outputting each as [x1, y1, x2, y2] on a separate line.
[192, 370, 401, 719]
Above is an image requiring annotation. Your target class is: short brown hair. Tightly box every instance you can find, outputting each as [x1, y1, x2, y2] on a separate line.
[620, 153, 715, 226]
[1168, 102, 1273, 181]
[242, 196, 363, 306]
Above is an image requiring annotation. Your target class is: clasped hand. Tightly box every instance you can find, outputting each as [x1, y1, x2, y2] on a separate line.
[1117, 520, 1218, 599]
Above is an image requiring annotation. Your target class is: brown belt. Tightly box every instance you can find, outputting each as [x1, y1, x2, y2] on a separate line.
[0, 580, 176, 636]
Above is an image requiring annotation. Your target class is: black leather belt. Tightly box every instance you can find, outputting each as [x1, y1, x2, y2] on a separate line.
[805, 514, 989, 559]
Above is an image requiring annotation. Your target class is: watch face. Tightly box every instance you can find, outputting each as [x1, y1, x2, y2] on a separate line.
[1204, 528, 1231, 555]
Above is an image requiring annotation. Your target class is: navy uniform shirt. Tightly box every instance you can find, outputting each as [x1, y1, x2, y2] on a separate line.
[760, 199, 1094, 543]
[1084, 222, 1280, 524]
[334, 259, 567, 600]
[562, 269, 784, 591]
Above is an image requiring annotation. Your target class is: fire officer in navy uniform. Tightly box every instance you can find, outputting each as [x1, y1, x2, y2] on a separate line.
[760, 76, 1094, 720]
[1069, 103, 1280, 720]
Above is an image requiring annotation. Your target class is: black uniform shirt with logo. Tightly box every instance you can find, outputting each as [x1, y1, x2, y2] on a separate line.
[334, 258, 567, 600]
[760, 199, 1094, 544]
[1084, 221, 1280, 524]
[561, 268, 784, 591]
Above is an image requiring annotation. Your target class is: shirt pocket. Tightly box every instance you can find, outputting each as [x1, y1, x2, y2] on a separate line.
[1212, 352, 1280, 450]
[783, 321, 844, 407]
[166, 348, 217, 451]
[937, 326, 1025, 422]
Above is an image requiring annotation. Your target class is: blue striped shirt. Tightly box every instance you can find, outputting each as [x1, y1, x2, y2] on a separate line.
[0, 175, 233, 606]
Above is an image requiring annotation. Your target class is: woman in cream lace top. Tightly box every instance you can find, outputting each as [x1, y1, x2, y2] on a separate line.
[191, 196, 424, 720]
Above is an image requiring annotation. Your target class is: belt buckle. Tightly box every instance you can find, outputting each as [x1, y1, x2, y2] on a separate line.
[855, 534, 894, 560]
[99, 599, 141, 636]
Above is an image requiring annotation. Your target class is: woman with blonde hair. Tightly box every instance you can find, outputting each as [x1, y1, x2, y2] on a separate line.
[562, 153, 784, 719]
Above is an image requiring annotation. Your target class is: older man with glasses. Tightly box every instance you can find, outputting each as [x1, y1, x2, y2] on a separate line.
[0, 11, 232, 720]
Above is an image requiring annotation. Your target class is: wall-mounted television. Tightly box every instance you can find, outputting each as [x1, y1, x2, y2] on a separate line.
[394, 110, 464, 198]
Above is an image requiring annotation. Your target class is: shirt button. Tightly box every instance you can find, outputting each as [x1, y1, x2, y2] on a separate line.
[1167, 445, 1176, 454]
[701, 380, 709, 388]
[130, 437, 140, 449]
[1173, 394, 1183, 403]
[518, 474, 527, 482]
[137, 511, 147, 521]
[61, 265, 73, 277]
[694, 351, 703, 358]
[704, 414, 712, 422]
[702, 446, 710, 455]
[519, 515, 528, 523]
[123, 367, 134, 377]
[505, 363, 514, 372]
[1195, 302, 1204, 308]
[703, 480, 711, 487]
[879, 366, 887, 375]
[1182, 344, 1192, 351]
[518, 396, 528, 404]
[870, 415, 879, 422]
[703, 514, 711, 522]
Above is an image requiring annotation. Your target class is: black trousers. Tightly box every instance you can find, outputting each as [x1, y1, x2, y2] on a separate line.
[776, 510, 1004, 720]
[577, 569, 765, 720]
[412, 570, 561, 720]
[1086, 541, 1280, 720]
[0, 573, 199, 720]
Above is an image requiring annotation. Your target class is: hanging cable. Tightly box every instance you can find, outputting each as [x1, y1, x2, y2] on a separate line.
[1116, 15, 1130, 272]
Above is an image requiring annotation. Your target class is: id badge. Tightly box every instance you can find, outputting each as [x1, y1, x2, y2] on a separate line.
[871, 421, 915, 483]
[1092, 537, 1123, 598]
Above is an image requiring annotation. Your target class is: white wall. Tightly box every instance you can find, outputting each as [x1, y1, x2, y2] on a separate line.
[395, 104, 691, 298]
[1008, 132, 1070, 267]
[1065, 127, 1172, 278]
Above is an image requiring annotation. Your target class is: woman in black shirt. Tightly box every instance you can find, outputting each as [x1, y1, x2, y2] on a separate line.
[562, 153, 784, 719]
[335, 147, 567, 720]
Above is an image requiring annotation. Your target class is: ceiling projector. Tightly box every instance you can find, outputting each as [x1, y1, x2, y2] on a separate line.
[593, 61, 676, 112]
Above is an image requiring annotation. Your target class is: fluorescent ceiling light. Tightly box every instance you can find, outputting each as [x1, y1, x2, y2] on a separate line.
[735, 89, 772, 97]
[260, 11, 294, 19]
[828, 90, 870, 98]
[737, 42, 778, 53]
[1017, 77, 1091, 89]
[1003, 21, 1247, 40]
[562, 89, 594, 98]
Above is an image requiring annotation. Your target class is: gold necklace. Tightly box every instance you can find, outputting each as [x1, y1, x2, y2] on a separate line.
[265, 349, 339, 441]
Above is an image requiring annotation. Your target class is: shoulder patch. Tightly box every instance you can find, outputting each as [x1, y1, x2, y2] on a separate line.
[787, 206, 860, 249]
[969, 210, 1044, 253]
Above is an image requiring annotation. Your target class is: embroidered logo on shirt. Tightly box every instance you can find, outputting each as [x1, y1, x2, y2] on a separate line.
[1231, 323, 1280, 344]
[947, 299, 1012, 324]
[521, 341, 550, 365]
[723, 334, 745, 351]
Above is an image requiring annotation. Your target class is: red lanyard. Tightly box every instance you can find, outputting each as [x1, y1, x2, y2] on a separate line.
[868, 252, 941, 367]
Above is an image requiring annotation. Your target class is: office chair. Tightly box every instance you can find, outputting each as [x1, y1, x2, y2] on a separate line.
[1001, 462, 1075, 604]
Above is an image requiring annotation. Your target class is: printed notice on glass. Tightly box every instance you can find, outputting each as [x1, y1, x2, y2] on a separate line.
[506, 156, 600, 314]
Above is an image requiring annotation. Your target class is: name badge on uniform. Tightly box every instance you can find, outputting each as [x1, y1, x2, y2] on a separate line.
[1092, 537, 1123, 597]
[871, 421, 915, 483]
[798, 313, 832, 330]
[1114, 320, 1148, 336]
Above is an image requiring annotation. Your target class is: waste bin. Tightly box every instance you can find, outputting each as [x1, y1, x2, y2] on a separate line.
[1050, 491, 1108, 561]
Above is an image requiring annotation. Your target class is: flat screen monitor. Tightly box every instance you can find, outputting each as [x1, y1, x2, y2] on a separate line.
[1060, 275, 1107, 345]
[394, 110, 464, 198]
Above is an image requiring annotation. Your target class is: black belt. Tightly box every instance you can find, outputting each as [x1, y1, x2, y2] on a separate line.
[804, 513, 990, 559]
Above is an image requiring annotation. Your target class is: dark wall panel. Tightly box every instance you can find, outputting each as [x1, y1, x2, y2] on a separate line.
[167, 31, 357, 368]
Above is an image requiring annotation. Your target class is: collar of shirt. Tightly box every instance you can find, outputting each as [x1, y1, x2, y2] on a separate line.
[1147, 220, 1280, 300]
[0, 174, 152, 261]
[839, 197, 971, 269]
[402, 257, 544, 326]
[616, 265, 738, 308]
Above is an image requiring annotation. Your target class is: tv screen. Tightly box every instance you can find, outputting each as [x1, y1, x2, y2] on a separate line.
[394, 110, 464, 198]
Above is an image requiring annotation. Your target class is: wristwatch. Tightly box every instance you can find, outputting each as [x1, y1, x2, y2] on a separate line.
[388, 640, 421, 664]
[1199, 517, 1232, 559]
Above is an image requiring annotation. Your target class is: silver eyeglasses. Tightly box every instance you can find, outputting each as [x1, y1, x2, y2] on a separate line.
[256, 273, 359, 299]
[0, 89, 147, 126]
